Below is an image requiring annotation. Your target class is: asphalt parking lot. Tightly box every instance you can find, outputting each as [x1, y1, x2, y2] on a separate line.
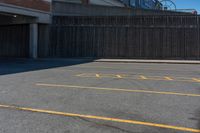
[0, 59, 200, 133]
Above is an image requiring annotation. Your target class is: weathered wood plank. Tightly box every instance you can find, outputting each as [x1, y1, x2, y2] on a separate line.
[45, 15, 200, 59]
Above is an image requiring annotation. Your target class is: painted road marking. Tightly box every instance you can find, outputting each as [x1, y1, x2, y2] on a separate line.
[139, 75, 148, 80]
[164, 76, 173, 81]
[76, 73, 97, 78]
[116, 75, 122, 78]
[0, 104, 199, 133]
[76, 73, 89, 77]
[96, 74, 100, 78]
[36, 83, 200, 97]
[192, 78, 200, 83]
[76, 73, 200, 83]
[77, 73, 127, 78]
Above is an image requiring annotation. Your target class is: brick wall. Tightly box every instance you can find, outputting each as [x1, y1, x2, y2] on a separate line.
[0, 0, 50, 12]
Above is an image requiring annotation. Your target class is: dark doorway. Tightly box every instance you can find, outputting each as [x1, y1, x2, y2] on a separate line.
[0, 24, 29, 58]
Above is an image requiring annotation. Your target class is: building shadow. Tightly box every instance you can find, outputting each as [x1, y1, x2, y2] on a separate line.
[0, 58, 95, 75]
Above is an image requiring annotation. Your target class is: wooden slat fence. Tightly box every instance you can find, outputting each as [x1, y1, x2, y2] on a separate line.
[48, 15, 200, 59]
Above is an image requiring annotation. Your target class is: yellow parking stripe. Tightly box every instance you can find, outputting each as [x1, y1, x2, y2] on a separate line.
[116, 75, 122, 78]
[164, 76, 173, 81]
[139, 75, 148, 80]
[96, 74, 100, 78]
[192, 78, 200, 82]
[76, 73, 200, 83]
[36, 83, 200, 97]
[76, 73, 89, 77]
[0, 104, 199, 133]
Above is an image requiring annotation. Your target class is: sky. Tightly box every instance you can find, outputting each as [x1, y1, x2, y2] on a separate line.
[173, 0, 200, 13]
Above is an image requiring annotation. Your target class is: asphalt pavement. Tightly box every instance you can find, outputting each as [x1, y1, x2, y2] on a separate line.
[0, 59, 200, 133]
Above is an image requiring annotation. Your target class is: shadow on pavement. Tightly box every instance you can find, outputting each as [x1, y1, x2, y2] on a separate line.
[198, 112, 200, 130]
[194, 109, 200, 130]
[191, 102, 200, 130]
[0, 58, 95, 75]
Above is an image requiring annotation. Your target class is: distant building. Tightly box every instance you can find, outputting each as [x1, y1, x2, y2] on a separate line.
[63, 0, 160, 9]
[0, 0, 50, 12]
[0, 0, 51, 58]
[0, 0, 51, 24]
[89, 0, 125, 7]
[120, 0, 161, 9]
[63, 0, 125, 7]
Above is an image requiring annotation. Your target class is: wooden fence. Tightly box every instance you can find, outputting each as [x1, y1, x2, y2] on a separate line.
[0, 24, 29, 58]
[48, 15, 200, 59]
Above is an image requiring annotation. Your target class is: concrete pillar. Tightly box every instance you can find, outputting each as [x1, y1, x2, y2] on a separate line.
[29, 23, 38, 59]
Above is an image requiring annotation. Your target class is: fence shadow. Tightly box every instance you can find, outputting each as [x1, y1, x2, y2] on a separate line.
[0, 58, 95, 76]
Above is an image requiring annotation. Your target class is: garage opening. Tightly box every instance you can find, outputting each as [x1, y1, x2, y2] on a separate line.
[0, 24, 29, 58]
[0, 13, 31, 58]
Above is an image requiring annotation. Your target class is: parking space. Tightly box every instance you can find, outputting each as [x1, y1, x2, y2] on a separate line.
[0, 59, 200, 133]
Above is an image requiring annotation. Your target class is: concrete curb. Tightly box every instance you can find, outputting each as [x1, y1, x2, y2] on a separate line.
[94, 59, 200, 65]
[1, 58, 200, 65]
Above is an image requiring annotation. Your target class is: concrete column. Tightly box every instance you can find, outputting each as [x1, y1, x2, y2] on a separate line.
[29, 23, 38, 59]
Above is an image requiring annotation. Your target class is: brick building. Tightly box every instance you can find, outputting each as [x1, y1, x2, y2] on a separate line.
[0, 0, 50, 11]
[0, 0, 51, 58]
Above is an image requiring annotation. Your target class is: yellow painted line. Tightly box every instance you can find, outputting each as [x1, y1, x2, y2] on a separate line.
[76, 73, 87, 77]
[76, 73, 200, 83]
[164, 76, 173, 81]
[76, 73, 97, 78]
[96, 74, 100, 78]
[76, 73, 128, 78]
[36, 83, 200, 97]
[135, 77, 199, 83]
[192, 78, 200, 83]
[116, 75, 123, 78]
[0, 104, 199, 133]
[139, 75, 148, 80]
